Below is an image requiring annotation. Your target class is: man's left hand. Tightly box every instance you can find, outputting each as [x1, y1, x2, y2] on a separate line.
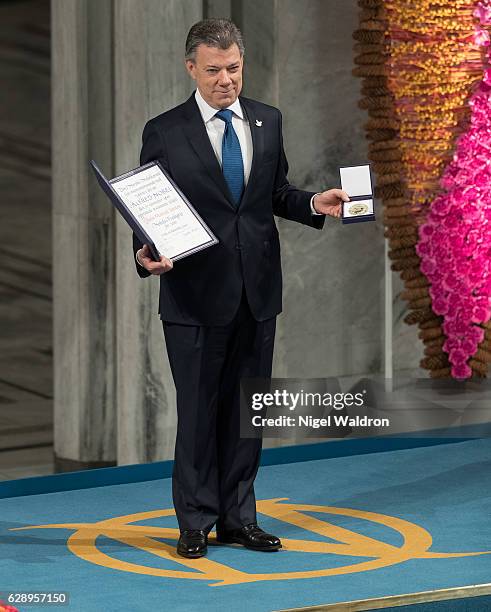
[313, 189, 350, 218]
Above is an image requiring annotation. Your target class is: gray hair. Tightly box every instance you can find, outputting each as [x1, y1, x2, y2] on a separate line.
[185, 19, 245, 61]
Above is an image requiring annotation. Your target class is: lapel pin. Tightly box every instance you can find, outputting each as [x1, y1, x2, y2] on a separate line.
[255, 120, 262, 127]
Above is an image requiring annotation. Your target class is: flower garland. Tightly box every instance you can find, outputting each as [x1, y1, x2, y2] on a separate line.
[417, 1, 491, 378]
[353, 0, 491, 379]
[385, 0, 483, 212]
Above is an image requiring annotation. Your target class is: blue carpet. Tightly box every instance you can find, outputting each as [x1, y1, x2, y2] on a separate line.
[1, 439, 490, 611]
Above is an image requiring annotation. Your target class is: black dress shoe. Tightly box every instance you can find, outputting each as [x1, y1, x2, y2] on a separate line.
[216, 523, 281, 551]
[177, 529, 207, 558]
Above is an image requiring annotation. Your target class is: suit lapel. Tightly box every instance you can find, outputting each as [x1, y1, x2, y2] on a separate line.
[239, 96, 264, 210]
[181, 93, 265, 210]
[181, 94, 236, 208]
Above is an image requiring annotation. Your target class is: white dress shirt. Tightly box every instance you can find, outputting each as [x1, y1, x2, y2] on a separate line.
[194, 88, 253, 186]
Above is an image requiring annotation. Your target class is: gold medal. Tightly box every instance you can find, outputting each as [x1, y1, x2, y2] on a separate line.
[348, 203, 369, 216]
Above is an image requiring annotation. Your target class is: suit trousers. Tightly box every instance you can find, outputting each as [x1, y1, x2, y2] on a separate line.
[162, 287, 276, 533]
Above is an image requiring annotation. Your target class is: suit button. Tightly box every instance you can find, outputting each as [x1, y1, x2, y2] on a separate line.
[235, 244, 242, 250]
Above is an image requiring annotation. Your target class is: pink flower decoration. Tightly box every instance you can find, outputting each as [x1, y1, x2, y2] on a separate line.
[443, 338, 459, 353]
[415, 23, 491, 379]
[470, 326, 486, 343]
[473, 27, 490, 46]
[462, 337, 479, 353]
[432, 196, 452, 216]
[449, 348, 468, 364]
[442, 274, 459, 290]
[420, 259, 437, 276]
[433, 296, 449, 315]
[434, 245, 448, 261]
[483, 69, 491, 86]
[443, 215, 459, 229]
[472, 305, 491, 321]
[452, 363, 473, 379]
[419, 224, 435, 239]
[474, 4, 491, 25]
[416, 241, 431, 256]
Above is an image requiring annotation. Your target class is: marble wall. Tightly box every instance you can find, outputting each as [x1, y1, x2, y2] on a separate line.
[113, 0, 201, 466]
[52, 0, 116, 469]
[241, 0, 388, 379]
[52, 0, 421, 467]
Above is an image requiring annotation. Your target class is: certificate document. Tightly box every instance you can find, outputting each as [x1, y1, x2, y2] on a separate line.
[90, 160, 218, 261]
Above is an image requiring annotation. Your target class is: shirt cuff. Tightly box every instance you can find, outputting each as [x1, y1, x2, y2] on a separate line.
[136, 250, 145, 268]
[310, 193, 324, 215]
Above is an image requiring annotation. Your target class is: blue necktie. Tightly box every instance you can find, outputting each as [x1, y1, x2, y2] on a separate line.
[215, 109, 244, 205]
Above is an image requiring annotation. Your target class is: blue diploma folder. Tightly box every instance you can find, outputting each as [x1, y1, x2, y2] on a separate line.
[90, 159, 218, 262]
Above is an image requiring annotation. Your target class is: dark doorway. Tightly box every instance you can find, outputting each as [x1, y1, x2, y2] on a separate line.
[0, 0, 52, 479]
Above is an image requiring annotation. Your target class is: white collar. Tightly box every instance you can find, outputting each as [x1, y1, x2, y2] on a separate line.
[194, 88, 244, 123]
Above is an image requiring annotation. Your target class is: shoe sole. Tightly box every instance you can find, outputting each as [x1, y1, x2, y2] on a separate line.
[177, 549, 207, 558]
[216, 538, 281, 551]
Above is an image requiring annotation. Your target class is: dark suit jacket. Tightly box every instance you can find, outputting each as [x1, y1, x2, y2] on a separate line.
[133, 92, 325, 325]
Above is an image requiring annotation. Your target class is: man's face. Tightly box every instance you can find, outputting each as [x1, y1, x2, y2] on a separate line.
[185, 43, 243, 109]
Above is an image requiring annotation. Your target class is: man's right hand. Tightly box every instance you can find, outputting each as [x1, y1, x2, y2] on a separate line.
[136, 244, 173, 275]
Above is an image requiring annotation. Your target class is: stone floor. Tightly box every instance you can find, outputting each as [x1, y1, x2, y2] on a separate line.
[0, 0, 52, 480]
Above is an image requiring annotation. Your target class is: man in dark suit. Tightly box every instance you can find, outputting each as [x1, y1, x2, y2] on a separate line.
[133, 18, 349, 559]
